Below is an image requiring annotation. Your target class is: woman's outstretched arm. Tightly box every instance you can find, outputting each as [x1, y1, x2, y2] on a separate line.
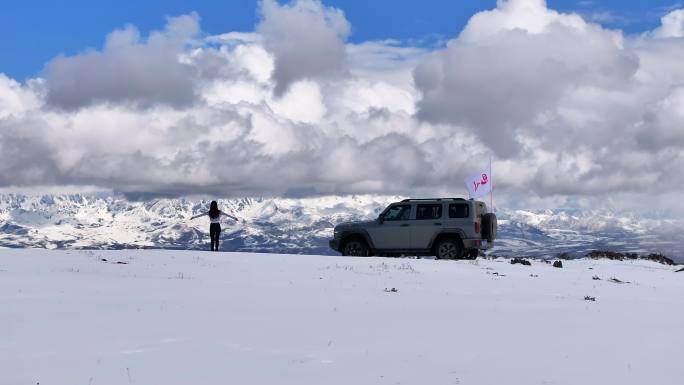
[220, 211, 239, 221]
[190, 212, 208, 220]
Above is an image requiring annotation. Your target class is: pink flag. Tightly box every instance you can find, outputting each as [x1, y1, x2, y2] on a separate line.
[464, 163, 492, 199]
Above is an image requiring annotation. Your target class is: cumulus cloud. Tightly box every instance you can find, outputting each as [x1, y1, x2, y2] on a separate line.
[0, 74, 40, 118]
[414, 0, 638, 157]
[650, 9, 684, 38]
[43, 13, 201, 109]
[636, 87, 684, 149]
[0, 115, 61, 186]
[1, 0, 684, 215]
[258, 0, 350, 96]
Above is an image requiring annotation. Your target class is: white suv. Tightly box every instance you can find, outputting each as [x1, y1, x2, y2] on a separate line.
[329, 198, 497, 259]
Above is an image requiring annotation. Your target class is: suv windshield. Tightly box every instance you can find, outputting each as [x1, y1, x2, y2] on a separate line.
[383, 205, 411, 221]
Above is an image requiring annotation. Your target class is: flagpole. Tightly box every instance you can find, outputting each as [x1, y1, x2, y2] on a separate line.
[490, 156, 493, 213]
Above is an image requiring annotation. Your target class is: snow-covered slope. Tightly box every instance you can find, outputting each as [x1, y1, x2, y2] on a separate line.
[495, 209, 684, 261]
[1, 193, 682, 261]
[1, 249, 682, 385]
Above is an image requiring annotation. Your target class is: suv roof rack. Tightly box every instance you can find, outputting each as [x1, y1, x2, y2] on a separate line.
[401, 198, 467, 202]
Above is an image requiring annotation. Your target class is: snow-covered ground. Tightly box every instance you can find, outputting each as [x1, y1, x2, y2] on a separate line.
[2, 249, 682, 385]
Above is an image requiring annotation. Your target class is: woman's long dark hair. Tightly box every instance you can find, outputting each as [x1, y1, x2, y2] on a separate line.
[209, 200, 220, 219]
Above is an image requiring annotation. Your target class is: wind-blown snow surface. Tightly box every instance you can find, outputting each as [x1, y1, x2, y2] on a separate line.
[1, 194, 683, 261]
[1, 249, 682, 385]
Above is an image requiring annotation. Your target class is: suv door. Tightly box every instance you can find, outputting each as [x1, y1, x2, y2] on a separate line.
[368, 204, 412, 249]
[410, 203, 444, 249]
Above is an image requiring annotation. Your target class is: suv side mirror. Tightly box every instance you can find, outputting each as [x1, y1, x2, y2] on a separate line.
[378, 216, 384, 224]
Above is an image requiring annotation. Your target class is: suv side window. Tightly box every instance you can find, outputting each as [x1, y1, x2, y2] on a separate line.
[382, 205, 411, 221]
[448, 203, 469, 218]
[416, 204, 442, 220]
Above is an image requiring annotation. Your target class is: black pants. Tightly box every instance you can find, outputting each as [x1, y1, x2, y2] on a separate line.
[210, 223, 221, 251]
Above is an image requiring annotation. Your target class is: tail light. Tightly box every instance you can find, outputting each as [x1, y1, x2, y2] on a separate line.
[475, 222, 481, 234]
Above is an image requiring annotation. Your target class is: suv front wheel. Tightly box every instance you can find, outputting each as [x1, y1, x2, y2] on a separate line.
[435, 238, 463, 260]
[342, 239, 369, 257]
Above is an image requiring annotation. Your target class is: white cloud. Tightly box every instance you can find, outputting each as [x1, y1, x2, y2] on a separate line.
[0, 74, 40, 118]
[43, 13, 201, 109]
[636, 87, 684, 149]
[650, 9, 684, 38]
[414, 0, 637, 157]
[459, 0, 587, 41]
[269, 80, 326, 123]
[257, 0, 350, 96]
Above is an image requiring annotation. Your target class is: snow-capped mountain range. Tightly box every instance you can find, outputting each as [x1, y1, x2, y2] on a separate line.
[1, 193, 682, 262]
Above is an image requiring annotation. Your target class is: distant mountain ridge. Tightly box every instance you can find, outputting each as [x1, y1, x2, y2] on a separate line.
[1, 193, 682, 262]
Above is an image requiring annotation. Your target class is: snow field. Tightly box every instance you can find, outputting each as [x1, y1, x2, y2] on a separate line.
[1, 249, 682, 385]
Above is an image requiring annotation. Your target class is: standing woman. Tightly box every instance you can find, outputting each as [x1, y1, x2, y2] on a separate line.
[191, 201, 238, 251]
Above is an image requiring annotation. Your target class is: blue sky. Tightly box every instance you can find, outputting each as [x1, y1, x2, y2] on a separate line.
[0, 0, 679, 81]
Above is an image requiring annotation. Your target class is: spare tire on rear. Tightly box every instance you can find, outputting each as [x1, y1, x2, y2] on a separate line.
[481, 213, 497, 242]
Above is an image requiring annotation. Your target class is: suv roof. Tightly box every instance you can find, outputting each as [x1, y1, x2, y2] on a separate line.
[400, 198, 469, 202]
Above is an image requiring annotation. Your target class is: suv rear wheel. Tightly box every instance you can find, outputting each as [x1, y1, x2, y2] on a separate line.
[342, 239, 369, 256]
[435, 238, 463, 260]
